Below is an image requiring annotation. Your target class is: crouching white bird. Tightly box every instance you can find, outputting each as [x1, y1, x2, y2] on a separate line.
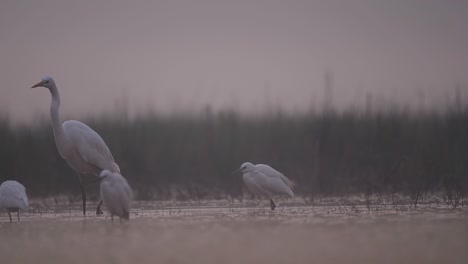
[233, 162, 294, 210]
[31, 76, 121, 216]
[233, 162, 295, 210]
[99, 170, 133, 221]
[0, 181, 29, 222]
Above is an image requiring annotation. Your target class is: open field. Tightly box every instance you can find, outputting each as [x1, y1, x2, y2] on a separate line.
[1, 201, 467, 264]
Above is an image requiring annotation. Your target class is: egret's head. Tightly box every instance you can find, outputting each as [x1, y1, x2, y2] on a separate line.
[31, 76, 55, 89]
[232, 162, 255, 174]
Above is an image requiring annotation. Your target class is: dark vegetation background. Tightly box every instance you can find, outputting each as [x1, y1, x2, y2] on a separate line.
[1, 101, 468, 204]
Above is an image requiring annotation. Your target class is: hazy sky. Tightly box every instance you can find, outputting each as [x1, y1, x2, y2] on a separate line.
[1, 0, 468, 123]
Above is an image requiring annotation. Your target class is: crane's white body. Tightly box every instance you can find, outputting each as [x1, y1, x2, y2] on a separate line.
[57, 120, 120, 175]
[32, 76, 120, 215]
[236, 162, 294, 210]
[0, 180, 29, 222]
[99, 170, 133, 221]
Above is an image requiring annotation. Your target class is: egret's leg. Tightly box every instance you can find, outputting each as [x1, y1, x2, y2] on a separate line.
[96, 200, 104, 216]
[17, 211, 20, 222]
[84, 175, 103, 215]
[76, 174, 87, 216]
[7, 212, 12, 222]
[111, 215, 114, 222]
[270, 199, 276, 210]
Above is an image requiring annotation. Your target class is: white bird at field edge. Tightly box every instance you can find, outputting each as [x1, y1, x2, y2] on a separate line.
[233, 162, 295, 210]
[99, 170, 133, 221]
[0, 180, 29, 222]
[31, 76, 121, 216]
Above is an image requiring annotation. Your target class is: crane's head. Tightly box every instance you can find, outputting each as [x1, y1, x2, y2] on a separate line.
[232, 162, 255, 174]
[31, 76, 55, 89]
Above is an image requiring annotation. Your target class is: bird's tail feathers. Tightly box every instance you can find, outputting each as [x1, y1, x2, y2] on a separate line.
[280, 174, 296, 190]
[22, 197, 29, 209]
[111, 162, 121, 173]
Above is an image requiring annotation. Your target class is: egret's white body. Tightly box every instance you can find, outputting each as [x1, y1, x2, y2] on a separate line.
[0, 181, 29, 222]
[99, 170, 133, 221]
[32, 77, 120, 215]
[235, 162, 294, 210]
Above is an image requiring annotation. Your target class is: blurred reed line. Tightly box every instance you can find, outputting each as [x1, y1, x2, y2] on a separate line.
[0, 106, 467, 206]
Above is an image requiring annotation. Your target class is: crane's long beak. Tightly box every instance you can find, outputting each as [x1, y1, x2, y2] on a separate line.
[232, 168, 243, 175]
[31, 80, 46, 88]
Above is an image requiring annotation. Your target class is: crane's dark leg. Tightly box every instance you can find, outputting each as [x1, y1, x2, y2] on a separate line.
[83, 175, 104, 215]
[270, 199, 276, 210]
[7, 211, 12, 222]
[96, 200, 104, 215]
[76, 174, 87, 216]
[17, 211, 20, 222]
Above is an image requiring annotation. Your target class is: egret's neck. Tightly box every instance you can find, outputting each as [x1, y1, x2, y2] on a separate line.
[49, 83, 63, 135]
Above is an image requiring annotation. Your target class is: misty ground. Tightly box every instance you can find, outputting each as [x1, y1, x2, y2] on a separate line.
[1, 199, 467, 264]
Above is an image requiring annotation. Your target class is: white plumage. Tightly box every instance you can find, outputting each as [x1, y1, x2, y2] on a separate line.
[32, 76, 120, 216]
[0, 180, 29, 222]
[234, 162, 295, 210]
[31, 77, 120, 215]
[99, 170, 133, 221]
[60, 121, 120, 175]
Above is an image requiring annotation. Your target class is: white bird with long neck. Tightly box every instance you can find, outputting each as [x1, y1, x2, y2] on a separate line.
[233, 162, 295, 210]
[0, 180, 29, 222]
[99, 170, 133, 221]
[31, 76, 120, 216]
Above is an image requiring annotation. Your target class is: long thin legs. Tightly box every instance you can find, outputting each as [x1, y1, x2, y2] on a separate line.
[6, 209, 20, 222]
[77, 173, 105, 216]
[96, 200, 104, 215]
[270, 199, 276, 210]
[76, 173, 87, 216]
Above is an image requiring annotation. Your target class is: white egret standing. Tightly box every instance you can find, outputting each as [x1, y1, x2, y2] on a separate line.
[99, 170, 133, 221]
[0, 180, 29, 222]
[233, 162, 295, 210]
[31, 76, 120, 216]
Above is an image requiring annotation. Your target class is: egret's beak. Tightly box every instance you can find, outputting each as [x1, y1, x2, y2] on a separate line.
[232, 167, 243, 175]
[31, 80, 46, 88]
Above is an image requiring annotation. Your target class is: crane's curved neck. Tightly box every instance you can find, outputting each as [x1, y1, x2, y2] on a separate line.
[49, 83, 63, 136]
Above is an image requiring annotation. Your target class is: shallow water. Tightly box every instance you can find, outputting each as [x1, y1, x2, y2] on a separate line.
[1, 201, 467, 264]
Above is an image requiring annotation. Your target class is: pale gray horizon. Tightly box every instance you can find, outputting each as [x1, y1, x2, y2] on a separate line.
[1, 0, 468, 124]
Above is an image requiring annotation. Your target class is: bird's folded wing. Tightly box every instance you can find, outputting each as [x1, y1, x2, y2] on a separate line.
[279, 173, 295, 189]
[244, 173, 269, 197]
[0, 184, 28, 209]
[256, 165, 295, 189]
[256, 171, 292, 196]
[64, 121, 116, 173]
